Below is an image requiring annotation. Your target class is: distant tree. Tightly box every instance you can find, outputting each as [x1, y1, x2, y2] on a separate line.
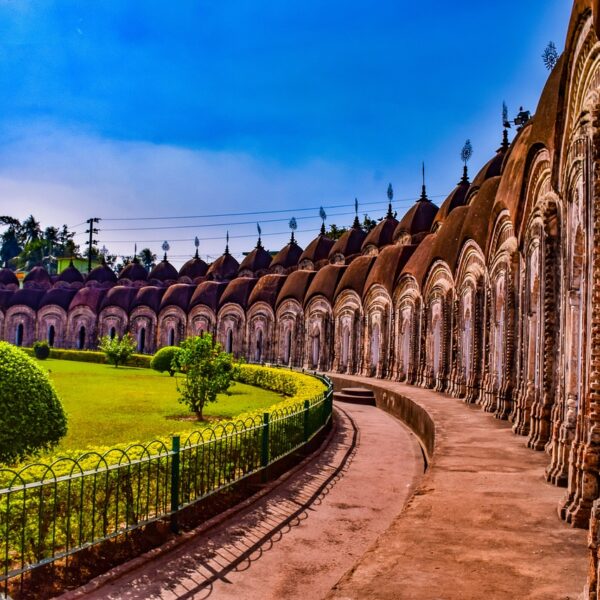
[98, 333, 136, 368]
[139, 248, 156, 270]
[326, 214, 378, 239]
[176, 334, 239, 421]
[0, 217, 22, 268]
[22, 215, 41, 244]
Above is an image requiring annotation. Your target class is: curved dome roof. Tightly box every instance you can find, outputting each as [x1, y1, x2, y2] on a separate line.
[23, 266, 51, 289]
[364, 244, 417, 297]
[248, 274, 288, 308]
[57, 260, 84, 284]
[179, 251, 209, 280]
[329, 224, 367, 262]
[160, 284, 195, 312]
[0, 290, 13, 311]
[361, 212, 398, 251]
[206, 251, 240, 282]
[432, 173, 471, 231]
[148, 257, 178, 283]
[219, 277, 259, 310]
[189, 280, 228, 312]
[298, 233, 335, 267]
[39, 287, 78, 311]
[394, 189, 439, 244]
[7, 288, 45, 310]
[270, 239, 303, 272]
[100, 286, 138, 312]
[0, 268, 19, 288]
[118, 259, 148, 283]
[70, 286, 109, 312]
[304, 264, 347, 306]
[334, 255, 376, 301]
[86, 261, 117, 286]
[131, 286, 166, 313]
[238, 242, 272, 276]
[277, 270, 317, 308]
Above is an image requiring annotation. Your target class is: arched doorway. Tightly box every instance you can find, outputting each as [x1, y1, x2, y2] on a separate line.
[15, 323, 23, 347]
[138, 327, 146, 353]
[311, 328, 320, 369]
[109, 327, 116, 340]
[48, 325, 56, 347]
[78, 326, 86, 350]
[226, 328, 233, 354]
[341, 326, 350, 369]
[255, 329, 263, 363]
[168, 328, 175, 347]
[370, 323, 380, 372]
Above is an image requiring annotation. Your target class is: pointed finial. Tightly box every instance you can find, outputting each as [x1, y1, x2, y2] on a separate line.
[161, 240, 170, 261]
[289, 217, 298, 243]
[460, 139, 473, 184]
[501, 101, 510, 151]
[353, 198, 360, 228]
[319, 206, 327, 235]
[194, 235, 200, 258]
[225, 231, 230, 255]
[420, 162, 429, 201]
[386, 183, 394, 218]
[256, 222, 263, 248]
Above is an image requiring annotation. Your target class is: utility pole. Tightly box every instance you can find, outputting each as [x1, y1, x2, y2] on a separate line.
[85, 218, 100, 273]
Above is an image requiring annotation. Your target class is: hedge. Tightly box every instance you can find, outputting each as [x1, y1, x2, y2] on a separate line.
[21, 347, 152, 368]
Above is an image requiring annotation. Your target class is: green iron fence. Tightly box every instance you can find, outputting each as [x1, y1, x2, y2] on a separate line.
[0, 374, 333, 598]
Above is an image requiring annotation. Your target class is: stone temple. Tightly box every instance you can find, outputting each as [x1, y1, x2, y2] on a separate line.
[1, 0, 600, 594]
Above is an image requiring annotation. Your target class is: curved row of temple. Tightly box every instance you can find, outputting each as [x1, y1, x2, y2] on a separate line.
[1, 0, 600, 594]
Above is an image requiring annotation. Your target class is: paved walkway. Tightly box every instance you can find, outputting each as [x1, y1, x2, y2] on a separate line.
[326, 376, 588, 600]
[65, 403, 423, 600]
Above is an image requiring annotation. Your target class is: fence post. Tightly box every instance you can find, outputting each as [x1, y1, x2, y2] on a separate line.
[261, 412, 270, 481]
[170, 435, 181, 533]
[303, 400, 310, 442]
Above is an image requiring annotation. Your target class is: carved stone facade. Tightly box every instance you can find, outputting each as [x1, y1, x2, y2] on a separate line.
[1, 0, 599, 595]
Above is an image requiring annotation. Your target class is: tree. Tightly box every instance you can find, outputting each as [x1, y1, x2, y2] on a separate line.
[176, 334, 239, 420]
[150, 346, 181, 376]
[98, 333, 136, 368]
[0, 342, 67, 463]
[325, 214, 379, 240]
[139, 248, 156, 270]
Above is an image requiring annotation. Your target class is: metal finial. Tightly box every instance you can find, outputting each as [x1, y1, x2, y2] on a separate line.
[162, 240, 170, 261]
[194, 236, 200, 258]
[387, 184, 394, 218]
[542, 41, 559, 71]
[319, 206, 327, 235]
[420, 162, 429, 201]
[289, 217, 298, 243]
[460, 139, 473, 183]
[353, 198, 360, 228]
[256, 222, 262, 247]
[225, 231, 230, 254]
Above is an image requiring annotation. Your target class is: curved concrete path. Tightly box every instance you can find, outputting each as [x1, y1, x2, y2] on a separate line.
[326, 375, 588, 600]
[64, 403, 423, 600]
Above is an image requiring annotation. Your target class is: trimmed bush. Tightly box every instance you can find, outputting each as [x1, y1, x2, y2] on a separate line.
[150, 346, 181, 376]
[33, 340, 50, 360]
[98, 333, 136, 368]
[22, 347, 152, 368]
[0, 342, 67, 463]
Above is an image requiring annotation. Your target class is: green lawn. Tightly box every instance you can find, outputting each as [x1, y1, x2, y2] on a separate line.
[36, 359, 283, 452]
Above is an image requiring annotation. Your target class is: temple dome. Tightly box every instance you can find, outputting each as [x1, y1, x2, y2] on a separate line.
[179, 251, 209, 280]
[23, 266, 51, 290]
[118, 258, 148, 283]
[206, 251, 239, 282]
[57, 260, 84, 285]
[394, 192, 439, 245]
[148, 256, 178, 283]
[361, 210, 398, 254]
[86, 261, 117, 286]
[298, 232, 335, 270]
[270, 238, 303, 274]
[238, 242, 272, 277]
[0, 268, 19, 289]
[329, 221, 367, 264]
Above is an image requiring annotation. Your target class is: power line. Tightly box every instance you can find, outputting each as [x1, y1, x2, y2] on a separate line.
[89, 194, 447, 223]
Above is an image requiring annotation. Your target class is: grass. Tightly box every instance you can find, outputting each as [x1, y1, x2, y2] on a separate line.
[36, 358, 284, 452]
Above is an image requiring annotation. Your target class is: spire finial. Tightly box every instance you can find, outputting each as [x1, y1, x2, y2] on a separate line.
[501, 101, 510, 151]
[256, 222, 263, 248]
[353, 198, 360, 228]
[289, 217, 298, 243]
[194, 235, 200, 258]
[386, 183, 394, 218]
[460, 139, 473, 184]
[161, 240, 170, 262]
[225, 231, 230, 255]
[420, 162, 429, 201]
[319, 206, 327, 235]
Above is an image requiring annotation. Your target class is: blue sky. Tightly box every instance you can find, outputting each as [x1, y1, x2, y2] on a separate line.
[0, 0, 572, 264]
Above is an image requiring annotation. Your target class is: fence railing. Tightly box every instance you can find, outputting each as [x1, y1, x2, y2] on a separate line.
[0, 374, 333, 598]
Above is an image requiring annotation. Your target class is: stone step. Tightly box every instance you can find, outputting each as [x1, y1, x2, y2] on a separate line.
[333, 388, 376, 406]
[341, 387, 375, 398]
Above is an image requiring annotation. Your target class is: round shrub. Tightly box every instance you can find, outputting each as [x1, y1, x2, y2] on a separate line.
[33, 340, 50, 360]
[0, 342, 67, 464]
[150, 346, 181, 376]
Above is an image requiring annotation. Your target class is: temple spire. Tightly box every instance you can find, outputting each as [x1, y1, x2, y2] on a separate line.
[386, 183, 394, 218]
[224, 231, 230, 255]
[353, 197, 360, 228]
[460, 139, 473, 184]
[289, 217, 298, 243]
[420, 162, 430, 201]
[256, 222, 263, 248]
[319, 206, 327, 235]
[194, 235, 200, 259]
[161, 240, 169, 262]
